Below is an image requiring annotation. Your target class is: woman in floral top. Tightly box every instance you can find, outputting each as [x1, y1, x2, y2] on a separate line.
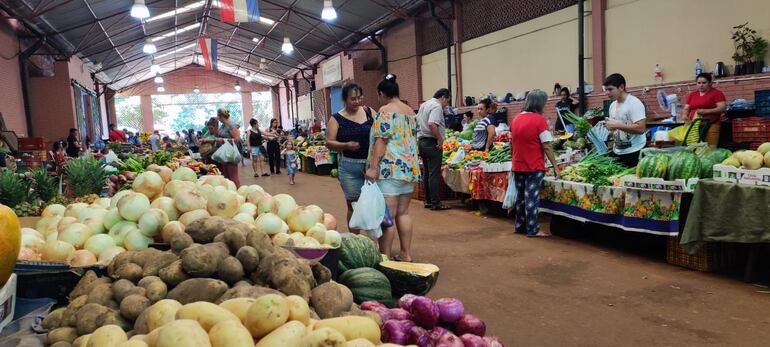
[366, 74, 420, 262]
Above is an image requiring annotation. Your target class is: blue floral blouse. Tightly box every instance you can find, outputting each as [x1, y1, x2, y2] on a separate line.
[370, 111, 421, 183]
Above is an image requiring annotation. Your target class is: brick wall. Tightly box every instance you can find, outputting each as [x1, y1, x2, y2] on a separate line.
[28, 60, 78, 142]
[118, 65, 269, 96]
[0, 23, 27, 136]
[383, 19, 422, 108]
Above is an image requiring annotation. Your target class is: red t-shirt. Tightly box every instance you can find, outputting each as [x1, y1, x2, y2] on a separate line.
[510, 112, 551, 172]
[686, 88, 726, 123]
[109, 129, 127, 142]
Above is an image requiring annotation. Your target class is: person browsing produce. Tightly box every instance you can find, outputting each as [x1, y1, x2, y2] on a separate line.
[602, 73, 646, 167]
[326, 83, 375, 233]
[682, 73, 726, 147]
[472, 98, 497, 152]
[417, 88, 452, 211]
[509, 90, 560, 238]
[555, 87, 579, 132]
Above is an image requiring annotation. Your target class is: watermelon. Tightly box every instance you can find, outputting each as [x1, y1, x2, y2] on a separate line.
[379, 261, 440, 297]
[667, 151, 701, 180]
[704, 148, 732, 163]
[338, 267, 393, 305]
[636, 155, 667, 178]
[338, 233, 381, 273]
[699, 158, 715, 178]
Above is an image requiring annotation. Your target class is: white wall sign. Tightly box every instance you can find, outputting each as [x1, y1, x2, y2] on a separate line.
[322, 56, 342, 86]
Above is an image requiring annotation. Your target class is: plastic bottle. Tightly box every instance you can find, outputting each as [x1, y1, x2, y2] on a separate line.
[654, 64, 663, 85]
[695, 58, 703, 77]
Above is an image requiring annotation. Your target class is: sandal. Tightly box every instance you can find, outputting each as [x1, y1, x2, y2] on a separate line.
[262, 173, 270, 177]
[431, 204, 451, 211]
[394, 255, 413, 263]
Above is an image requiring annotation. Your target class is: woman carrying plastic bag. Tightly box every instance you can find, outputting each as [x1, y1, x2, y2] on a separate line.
[349, 181, 386, 240]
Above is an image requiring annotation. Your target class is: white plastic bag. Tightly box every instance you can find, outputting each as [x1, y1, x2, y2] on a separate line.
[502, 172, 517, 210]
[212, 140, 242, 164]
[449, 147, 465, 166]
[349, 181, 386, 236]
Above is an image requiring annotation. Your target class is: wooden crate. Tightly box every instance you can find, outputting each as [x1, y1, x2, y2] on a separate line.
[666, 234, 736, 272]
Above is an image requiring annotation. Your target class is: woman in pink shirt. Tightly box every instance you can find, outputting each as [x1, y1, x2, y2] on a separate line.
[508, 90, 560, 237]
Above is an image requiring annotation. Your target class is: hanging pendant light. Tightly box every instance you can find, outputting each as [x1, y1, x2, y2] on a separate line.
[193, 85, 200, 93]
[281, 37, 293, 54]
[234, 81, 241, 91]
[143, 40, 157, 54]
[245, 72, 253, 83]
[131, 0, 150, 19]
[157, 84, 165, 92]
[154, 73, 163, 84]
[150, 58, 160, 73]
[321, 0, 337, 21]
[259, 58, 266, 69]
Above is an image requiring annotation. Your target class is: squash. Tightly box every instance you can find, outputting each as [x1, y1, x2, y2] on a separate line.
[338, 234, 380, 273]
[0, 204, 21, 285]
[378, 261, 440, 297]
[338, 268, 392, 306]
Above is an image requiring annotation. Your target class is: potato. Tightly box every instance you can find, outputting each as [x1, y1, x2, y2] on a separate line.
[245, 294, 290, 338]
[213, 233, 226, 243]
[51, 342, 72, 347]
[301, 327, 346, 347]
[101, 309, 132, 331]
[215, 285, 285, 304]
[112, 279, 136, 303]
[180, 245, 218, 277]
[185, 216, 231, 243]
[222, 229, 247, 254]
[133, 309, 150, 335]
[254, 320, 306, 347]
[219, 298, 256, 323]
[139, 276, 168, 303]
[120, 294, 150, 321]
[86, 283, 114, 306]
[131, 248, 161, 268]
[63, 295, 89, 327]
[69, 271, 97, 298]
[115, 263, 143, 283]
[314, 316, 380, 344]
[175, 301, 240, 332]
[48, 327, 78, 345]
[286, 295, 310, 325]
[141, 252, 178, 277]
[209, 320, 255, 347]
[75, 303, 111, 335]
[170, 232, 193, 254]
[86, 324, 127, 347]
[129, 334, 148, 342]
[158, 260, 189, 287]
[146, 299, 183, 332]
[344, 339, 376, 347]
[43, 307, 66, 330]
[310, 282, 354, 319]
[310, 262, 332, 285]
[155, 319, 210, 347]
[166, 278, 228, 304]
[235, 246, 259, 273]
[258, 254, 314, 300]
[115, 341, 149, 347]
[72, 334, 91, 347]
[218, 256, 245, 285]
[245, 228, 275, 259]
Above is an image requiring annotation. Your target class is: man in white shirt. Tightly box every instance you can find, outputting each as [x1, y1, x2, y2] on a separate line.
[148, 130, 160, 151]
[417, 88, 451, 210]
[603, 73, 646, 167]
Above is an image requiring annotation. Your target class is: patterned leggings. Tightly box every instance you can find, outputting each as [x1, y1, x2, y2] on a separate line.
[514, 171, 545, 235]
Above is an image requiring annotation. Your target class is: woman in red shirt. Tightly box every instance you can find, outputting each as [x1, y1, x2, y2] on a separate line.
[509, 90, 560, 237]
[682, 73, 726, 147]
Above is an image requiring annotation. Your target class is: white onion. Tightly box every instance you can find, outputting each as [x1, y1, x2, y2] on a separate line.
[163, 180, 196, 199]
[57, 216, 78, 233]
[36, 215, 62, 236]
[67, 249, 97, 267]
[255, 213, 284, 235]
[42, 204, 66, 218]
[323, 213, 337, 231]
[64, 203, 89, 218]
[21, 233, 45, 251]
[117, 192, 151, 221]
[157, 166, 173, 183]
[21, 227, 44, 239]
[77, 207, 108, 223]
[132, 171, 165, 199]
[108, 221, 138, 247]
[296, 237, 321, 248]
[246, 190, 271, 205]
[207, 188, 239, 218]
[84, 234, 116, 256]
[324, 230, 342, 248]
[41, 239, 75, 262]
[83, 217, 106, 235]
[272, 233, 292, 246]
[286, 206, 323, 233]
[137, 208, 169, 237]
[46, 232, 58, 242]
[174, 189, 207, 213]
[58, 223, 92, 248]
[124, 229, 151, 251]
[171, 167, 197, 182]
[238, 203, 258, 217]
[178, 209, 210, 226]
[306, 223, 327, 243]
[233, 213, 255, 224]
[98, 246, 126, 264]
[289, 232, 304, 242]
[150, 196, 179, 221]
[102, 207, 123, 230]
[110, 189, 132, 208]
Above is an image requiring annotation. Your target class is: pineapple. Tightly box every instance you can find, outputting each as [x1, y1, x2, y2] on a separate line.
[0, 169, 34, 208]
[13, 201, 41, 217]
[72, 194, 100, 205]
[64, 156, 110, 198]
[30, 167, 58, 202]
[45, 195, 72, 207]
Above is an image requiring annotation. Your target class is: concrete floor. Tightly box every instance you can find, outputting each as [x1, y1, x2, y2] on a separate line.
[238, 167, 770, 347]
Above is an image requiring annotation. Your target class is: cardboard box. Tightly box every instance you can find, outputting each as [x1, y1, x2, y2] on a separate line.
[18, 216, 40, 229]
[712, 165, 770, 187]
[0, 273, 17, 332]
[621, 176, 699, 192]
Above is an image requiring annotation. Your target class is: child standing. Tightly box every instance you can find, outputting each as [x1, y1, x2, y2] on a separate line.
[282, 142, 299, 185]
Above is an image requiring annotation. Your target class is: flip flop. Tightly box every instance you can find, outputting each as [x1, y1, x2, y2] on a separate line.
[431, 204, 451, 211]
[394, 255, 413, 263]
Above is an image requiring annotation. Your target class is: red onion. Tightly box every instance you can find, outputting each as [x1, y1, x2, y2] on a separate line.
[412, 297, 440, 328]
[459, 334, 488, 347]
[408, 326, 429, 345]
[482, 336, 505, 347]
[455, 314, 486, 336]
[416, 335, 435, 347]
[389, 308, 412, 321]
[360, 300, 387, 311]
[429, 326, 449, 342]
[398, 294, 420, 311]
[382, 320, 410, 345]
[371, 306, 391, 322]
[436, 332, 464, 347]
[436, 298, 465, 323]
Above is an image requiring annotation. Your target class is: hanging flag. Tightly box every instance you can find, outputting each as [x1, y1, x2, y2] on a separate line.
[199, 37, 218, 71]
[220, 0, 260, 23]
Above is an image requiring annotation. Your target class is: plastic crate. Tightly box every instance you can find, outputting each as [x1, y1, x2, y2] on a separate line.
[17, 137, 45, 150]
[756, 89, 770, 117]
[732, 117, 770, 143]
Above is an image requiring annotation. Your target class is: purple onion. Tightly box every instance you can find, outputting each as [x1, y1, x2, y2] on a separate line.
[435, 332, 464, 347]
[389, 308, 413, 321]
[371, 306, 391, 322]
[459, 334, 487, 347]
[408, 326, 429, 345]
[382, 320, 410, 345]
[436, 298, 465, 323]
[482, 336, 505, 347]
[412, 297, 440, 328]
[455, 314, 486, 336]
[360, 300, 387, 311]
[416, 335, 435, 347]
[429, 326, 449, 342]
[398, 294, 420, 311]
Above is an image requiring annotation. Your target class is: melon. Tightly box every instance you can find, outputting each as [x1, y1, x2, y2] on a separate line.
[378, 261, 440, 297]
[757, 142, 770, 156]
[338, 234, 381, 273]
[338, 268, 393, 306]
[699, 158, 715, 178]
[0, 204, 21, 284]
[636, 155, 667, 178]
[740, 150, 764, 170]
[666, 151, 701, 180]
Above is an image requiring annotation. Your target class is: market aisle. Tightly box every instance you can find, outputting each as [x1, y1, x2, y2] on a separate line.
[239, 168, 770, 347]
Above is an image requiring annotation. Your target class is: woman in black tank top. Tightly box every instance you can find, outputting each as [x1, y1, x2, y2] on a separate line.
[247, 118, 268, 177]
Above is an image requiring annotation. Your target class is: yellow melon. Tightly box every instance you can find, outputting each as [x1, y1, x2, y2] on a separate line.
[0, 204, 21, 285]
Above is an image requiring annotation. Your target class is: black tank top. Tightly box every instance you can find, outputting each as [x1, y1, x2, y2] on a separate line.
[333, 107, 373, 159]
[249, 129, 263, 146]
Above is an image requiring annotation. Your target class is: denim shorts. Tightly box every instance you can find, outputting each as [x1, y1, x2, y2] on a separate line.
[377, 179, 415, 197]
[338, 157, 367, 201]
[250, 147, 263, 157]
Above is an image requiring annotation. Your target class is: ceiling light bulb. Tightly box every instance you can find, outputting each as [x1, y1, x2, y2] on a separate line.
[154, 73, 163, 84]
[281, 37, 293, 54]
[157, 85, 165, 92]
[193, 85, 200, 93]
[234, 81, 241, 91]
[143, 41, 157, 54]
[131, 0, 150, 19]
[321, 0, 337, 21]
[150, 60, 160, 73]
[245, 72, 253, 82]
